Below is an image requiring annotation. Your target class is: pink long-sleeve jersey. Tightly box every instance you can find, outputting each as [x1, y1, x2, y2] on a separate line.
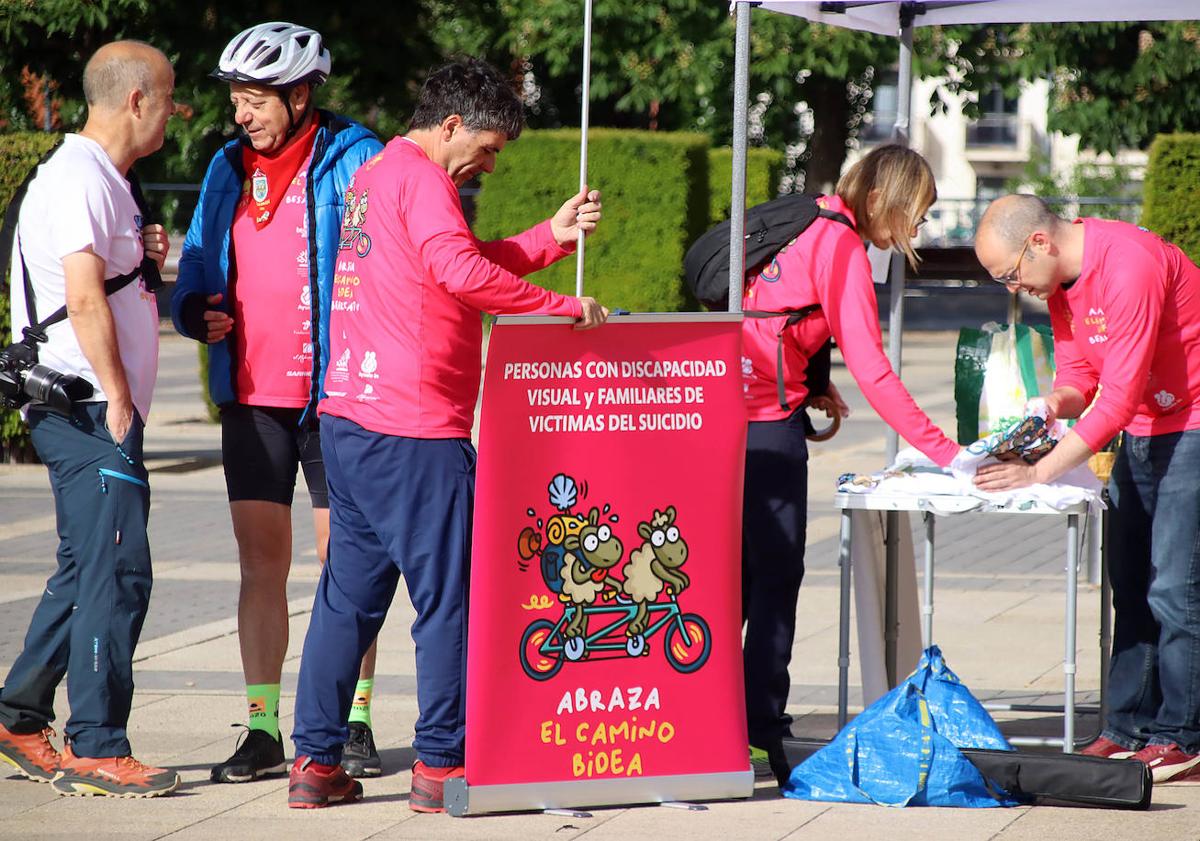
[319, 137, 582, 438]
[740, 194, 959, 467]
[1049, 218, 1200, 450]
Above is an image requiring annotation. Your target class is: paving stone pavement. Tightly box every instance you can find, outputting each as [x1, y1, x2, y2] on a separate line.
[2, 326, 1197, 840]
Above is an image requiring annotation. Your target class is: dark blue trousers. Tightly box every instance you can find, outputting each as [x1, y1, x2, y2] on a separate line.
[1104, 429, 1200, 753]
[0, 403, 151, 758]
[742, 409, 809, 748]
[293, 414, 474, 767]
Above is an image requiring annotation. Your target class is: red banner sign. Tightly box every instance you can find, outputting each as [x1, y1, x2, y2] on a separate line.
[462, 314, 751, 812]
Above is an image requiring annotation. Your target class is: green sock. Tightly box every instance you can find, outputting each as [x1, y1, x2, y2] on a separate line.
[246, 683, 281, 741]
[348, 679, 374, 729]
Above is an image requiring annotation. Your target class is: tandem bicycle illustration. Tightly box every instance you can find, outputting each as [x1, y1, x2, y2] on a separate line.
[515, 473, 712, 681]
[520, 592, 711, 681]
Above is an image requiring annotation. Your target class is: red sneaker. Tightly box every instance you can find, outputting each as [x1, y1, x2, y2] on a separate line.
[1131, 743, 1200, 783]
[410, 760, 464, 813]
[0, 723, 61, 782]
[51, 744, 179, 797]
[1164, 762, 1200, 784]
[1080, 736, 1137, 760]
[288, 756, 363, 808]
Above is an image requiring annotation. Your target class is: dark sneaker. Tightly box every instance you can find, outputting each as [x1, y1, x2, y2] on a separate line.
[51, 744, 179, 797]
[1132, 743, 1200, 783]
[748, 741, 791, 788]
[409, 760, 464, 813]
[341, 721, 382, 778]
[1080, 736, 1137, 760]
[749, 745, 775, 780]
[288, 756, 363, 808]
[210, 727, 287, 783]
[0, 723, 61, 782]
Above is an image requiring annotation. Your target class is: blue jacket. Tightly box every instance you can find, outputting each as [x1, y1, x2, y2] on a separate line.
[171, 111, 383, 417]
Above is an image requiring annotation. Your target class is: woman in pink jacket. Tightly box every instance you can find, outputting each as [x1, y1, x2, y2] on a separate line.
[741, 145, 959, 786]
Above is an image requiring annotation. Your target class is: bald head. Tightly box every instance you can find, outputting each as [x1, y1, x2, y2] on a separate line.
[978, 194, 1063, 251]
[83, 40, 170, 112]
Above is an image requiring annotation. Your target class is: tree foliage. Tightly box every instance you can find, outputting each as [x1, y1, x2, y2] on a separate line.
[920, 21, 1200, 155]
[1, 4, 1197, 201]
[0, 2, 446, 188]
[428, 2, 893, 191]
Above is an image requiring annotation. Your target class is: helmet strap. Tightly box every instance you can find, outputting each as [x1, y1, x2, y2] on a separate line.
[279, 84, 315, 145]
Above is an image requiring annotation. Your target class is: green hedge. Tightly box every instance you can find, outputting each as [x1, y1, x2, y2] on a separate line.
[706, 147, 785, 226]
[1, 132, 61, 462]
[474, 128, 710, 313]
[1142, 133, 1200, 264]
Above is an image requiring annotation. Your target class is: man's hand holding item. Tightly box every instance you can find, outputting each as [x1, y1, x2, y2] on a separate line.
[141, 223, 170, 271]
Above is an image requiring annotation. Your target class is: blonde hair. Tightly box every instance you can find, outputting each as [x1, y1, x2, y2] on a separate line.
[836, 144, 936, 269]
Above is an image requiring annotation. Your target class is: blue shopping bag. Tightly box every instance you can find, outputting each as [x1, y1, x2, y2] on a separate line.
[784, 646, 1019, 808]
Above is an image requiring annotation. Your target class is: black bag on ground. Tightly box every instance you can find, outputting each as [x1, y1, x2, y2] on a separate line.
[781, 737, 1153, 811]
[960, 747, 1153, 811]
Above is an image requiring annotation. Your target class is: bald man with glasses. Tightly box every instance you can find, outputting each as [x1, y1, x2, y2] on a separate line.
[973, 193, 1200, 783]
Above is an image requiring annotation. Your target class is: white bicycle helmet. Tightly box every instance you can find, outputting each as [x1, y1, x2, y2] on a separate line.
[212, 22, 330, 87]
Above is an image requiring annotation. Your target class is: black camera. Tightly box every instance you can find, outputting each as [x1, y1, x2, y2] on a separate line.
[0, 338, 94, 414]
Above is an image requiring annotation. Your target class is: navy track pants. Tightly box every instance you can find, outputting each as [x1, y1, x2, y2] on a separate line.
[292, 414, 474, 767]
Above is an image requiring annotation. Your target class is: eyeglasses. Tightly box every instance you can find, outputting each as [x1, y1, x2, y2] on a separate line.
[916, 216, 928, 229]
[992, 235, 1032, 286]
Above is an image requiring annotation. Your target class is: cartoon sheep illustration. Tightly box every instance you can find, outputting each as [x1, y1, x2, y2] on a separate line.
[621, 506, 689, 636]
[559, 507, 624, 642]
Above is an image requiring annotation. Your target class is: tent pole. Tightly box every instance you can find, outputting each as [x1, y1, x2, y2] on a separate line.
[575, 0, 594, 297]
[728, 1, 752, 315]
[883, 12, 916, 691]
[884, 18, 914, 465]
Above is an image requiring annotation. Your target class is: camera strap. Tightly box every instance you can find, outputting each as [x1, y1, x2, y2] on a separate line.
[4, 138, 160, 349]
[18, 251, 144, 343]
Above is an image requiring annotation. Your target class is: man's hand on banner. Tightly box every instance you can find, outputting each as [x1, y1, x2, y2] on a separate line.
[551, 186, 602, 246]
[574, 297, 609, 330]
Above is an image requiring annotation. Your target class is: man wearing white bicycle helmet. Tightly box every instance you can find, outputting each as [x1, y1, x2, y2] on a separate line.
[170, 21, 383, 787]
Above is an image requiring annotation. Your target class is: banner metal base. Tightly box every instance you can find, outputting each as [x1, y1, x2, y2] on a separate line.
[445, 770, 754, 817]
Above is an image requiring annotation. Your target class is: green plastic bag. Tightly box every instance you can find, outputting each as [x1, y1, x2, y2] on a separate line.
[955, 323, 1057, 445]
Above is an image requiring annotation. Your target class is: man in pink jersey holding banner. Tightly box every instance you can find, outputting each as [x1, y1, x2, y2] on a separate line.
[974, 194, 1200, 784]
[288, 57, 607, 810]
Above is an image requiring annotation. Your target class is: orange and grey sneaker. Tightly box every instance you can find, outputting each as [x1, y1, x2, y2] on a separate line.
[0, 722, 62, 782]
[288, 756, 363, 808]
[51, 743, 179, 797]
[409, 760, 464, 813]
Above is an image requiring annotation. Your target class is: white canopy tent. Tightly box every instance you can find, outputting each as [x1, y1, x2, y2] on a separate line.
[724, 0, 1198, 702]
[726, 0, 1200, 461]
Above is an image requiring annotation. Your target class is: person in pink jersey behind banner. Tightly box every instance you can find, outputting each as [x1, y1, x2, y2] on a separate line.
[739, 145, 962, 788]
[288, 57, 607, 811]
[974, 194, 1200, 784]
[170, 22, 384, 784]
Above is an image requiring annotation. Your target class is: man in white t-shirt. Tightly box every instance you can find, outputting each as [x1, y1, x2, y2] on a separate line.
[0, 41, 180, 798]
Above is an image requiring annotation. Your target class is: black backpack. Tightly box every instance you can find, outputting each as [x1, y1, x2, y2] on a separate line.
[683, 194, 855, 411]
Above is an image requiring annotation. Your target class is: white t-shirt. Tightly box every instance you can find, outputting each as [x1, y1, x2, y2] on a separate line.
[10, 134, 159, 419]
